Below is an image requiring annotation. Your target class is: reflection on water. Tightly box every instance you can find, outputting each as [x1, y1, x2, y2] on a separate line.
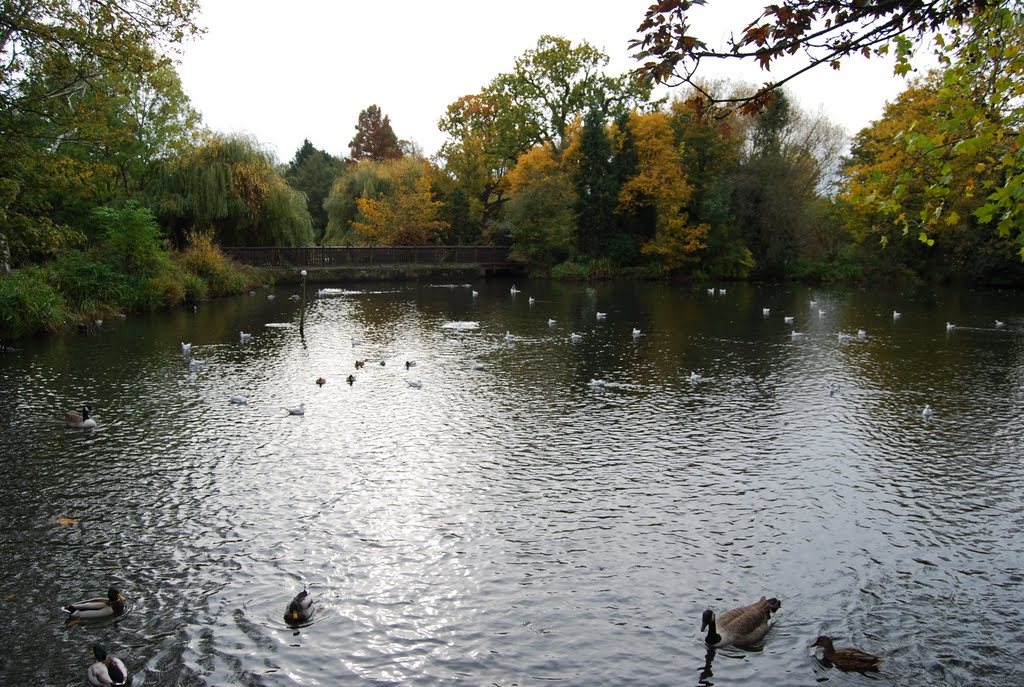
[2, 280, 1023, 686]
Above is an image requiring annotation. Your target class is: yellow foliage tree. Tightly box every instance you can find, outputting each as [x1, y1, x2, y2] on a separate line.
[351, 160, 449, 245]
[618, 111, 709, 270]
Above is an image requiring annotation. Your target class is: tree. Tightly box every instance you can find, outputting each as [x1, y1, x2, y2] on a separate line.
[349, 105, 403, 161]
[505, 145, 576, 267]
[285, 139, 345, 242]
[569, 108, 621, 260]
[350, 159, 448, 245]
[631, 0, 997, 112]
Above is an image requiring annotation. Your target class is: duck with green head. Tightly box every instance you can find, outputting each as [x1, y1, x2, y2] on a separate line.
[87, 644, 129, 686]
[63, 587, 126, 624]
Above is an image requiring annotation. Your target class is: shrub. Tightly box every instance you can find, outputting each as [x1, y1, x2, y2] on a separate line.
[48, 250, 131, 311]
[0, 268, 67, 340]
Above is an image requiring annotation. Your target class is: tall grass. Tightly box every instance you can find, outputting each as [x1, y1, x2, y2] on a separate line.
[0, 267, 67, 342]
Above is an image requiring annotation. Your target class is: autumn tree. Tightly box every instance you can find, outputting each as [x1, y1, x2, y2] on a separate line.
[349, 105, 403, 161]
[505, 145, 576, 267]
[349, 158, 448, 245]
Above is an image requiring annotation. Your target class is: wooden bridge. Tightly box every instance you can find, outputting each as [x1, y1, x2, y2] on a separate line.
[221, 245, 516, 272]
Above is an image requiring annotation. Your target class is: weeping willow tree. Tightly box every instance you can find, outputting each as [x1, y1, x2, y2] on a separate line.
[152, 134, 313, 247]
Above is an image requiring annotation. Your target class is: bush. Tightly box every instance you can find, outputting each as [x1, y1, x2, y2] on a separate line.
[0, 268, 67, 341]
[178, 232, 260, 297]
[47, 250, 131, 311]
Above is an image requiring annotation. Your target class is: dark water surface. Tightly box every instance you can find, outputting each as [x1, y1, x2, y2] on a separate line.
[2, 280, 1023, 686]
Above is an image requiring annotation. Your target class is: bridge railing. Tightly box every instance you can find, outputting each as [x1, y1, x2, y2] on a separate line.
[220, 246, 513, 268]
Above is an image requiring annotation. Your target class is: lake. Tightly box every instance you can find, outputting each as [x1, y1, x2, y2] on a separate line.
[1, 279, 1022, 686]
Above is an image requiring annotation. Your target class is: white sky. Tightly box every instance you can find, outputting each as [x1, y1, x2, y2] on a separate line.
[175, 0, 923, 164]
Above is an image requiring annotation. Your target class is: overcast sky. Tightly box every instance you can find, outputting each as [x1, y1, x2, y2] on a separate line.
[175, 0, 922, 164]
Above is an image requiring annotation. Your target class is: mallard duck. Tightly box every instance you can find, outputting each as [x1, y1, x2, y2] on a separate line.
[316, 376, 326, 387]
[811, 635, 882, 672]
[63, 587, 125, 623]
[355, 360, 365, 369]
[66, 406, 97, 429]
[701, 596, 781, 648]
[284, 589, 314, 625]
[346, 374, 355, 385]
[87, 643, 129, 686]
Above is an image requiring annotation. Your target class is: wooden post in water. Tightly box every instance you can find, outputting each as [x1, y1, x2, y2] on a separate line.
[299, 269, 307, 337]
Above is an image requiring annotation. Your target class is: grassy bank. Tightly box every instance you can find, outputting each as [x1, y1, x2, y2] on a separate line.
[0, 231, 270, 343]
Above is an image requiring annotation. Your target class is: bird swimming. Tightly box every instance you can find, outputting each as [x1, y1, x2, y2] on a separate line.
[239, 331, 251, 343]
[923, 404, 933, 421]
[283, 403, 305, 416]
[763, 308, 771, 316]
[229, 394, 248, 405]
[284, 589, 314, 625]
[596, 312, 607, 320]
[181, 342, 191, 354]
[783, 316, 794, 324]
[811, 635, 883, 672]
[407, 379, 423, 388]
[346, 374, 355, 385]
[548, 319, 557, 326]
[995, 319, 1005, 328]
[66, 406, 97, 429]
[946, 322, 956, 332]
[316, 377, 326, 387]
[63, 587, 125, 623]
[87, 643, 129, 686]
[355, 359, 365, 369]
[569, 333, 582, 343]
[689, 372, 702, 384]
[405, 360, 416, 369]
[632, 328, 641, 337]
[701, 597, 781, 648]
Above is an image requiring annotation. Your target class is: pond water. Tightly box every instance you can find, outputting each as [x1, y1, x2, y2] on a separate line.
[1, 279, 1023, 687]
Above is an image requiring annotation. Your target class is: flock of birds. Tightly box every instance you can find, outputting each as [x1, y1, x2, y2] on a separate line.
[58, 585, 880, 682]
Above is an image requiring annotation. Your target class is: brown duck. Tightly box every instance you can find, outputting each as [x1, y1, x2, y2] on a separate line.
[811, 635, 883, 672]
[701, 596, 781, 648]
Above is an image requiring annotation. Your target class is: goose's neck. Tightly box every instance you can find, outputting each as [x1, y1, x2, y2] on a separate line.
[704, 619, 721, 646]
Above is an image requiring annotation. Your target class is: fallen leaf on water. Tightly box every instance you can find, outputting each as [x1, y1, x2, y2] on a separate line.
[3, 593, 16, 601]
[55, 517, 79, 526]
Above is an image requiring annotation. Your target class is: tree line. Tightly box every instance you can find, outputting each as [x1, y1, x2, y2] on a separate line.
[1, 2, 1022, 289]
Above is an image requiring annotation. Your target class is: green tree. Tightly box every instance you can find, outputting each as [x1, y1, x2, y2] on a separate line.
[570, 108, 621, 260]
[349, 105, 403, 161]
[284, 139, 346, 242]
[505, 145, 576, 267]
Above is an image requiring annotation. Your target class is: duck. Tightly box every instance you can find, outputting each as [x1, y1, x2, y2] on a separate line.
[239, 331, 252, 343]
[355, 359, 365, 369]
[828, 382, 840, 397]
[63, 587, 126, 623]
[589, 378, 606, 387]
[406, 379, 423, 389]
[922, 404, 933, 421]
[379, 359, 386, 366]
[811, 635, 883, 672]
[316, 376, 326, 387]
[701, 596, 781, 648]
[266, 294, 275, 300]
[284, 589, 314, 625]
[87, 643, 129, 686]
[66, 406, 97, 429]
[283, 403, 305, 416]
[180, 341, 191, 354]
[405, 360, 416, 369]
[229, 394, 248, 405]
[346, 374, 355, 385]
[838, 332, 852, 343]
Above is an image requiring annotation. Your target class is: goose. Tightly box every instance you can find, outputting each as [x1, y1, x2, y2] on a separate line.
[284, 589, 314, 625]
[66, 406, 97, 429]
[229, 394, 248, 405]
[548, 319, 557, 326]
[355, 359, 365, 369]
[946, 322, 956, 332]
[701, 596, 781, 648]
[632, 328, 642, 337]
[405, 360, 416, 369]
[181, 342, 191, 354]
[811, 635, 882, 672]
[283, 403, 305, 416]
[995, 319, 1005, 328]
[893, 310, 901, 320]
[596, 312, 607, 320]
[783, 316, 794, 324]
[346, 374, 355, 385]
[569, 332, 582, 343]
[315, 377, 326, 387]
[87, 644, 129, 686]
[63, 587, 125, 623]
[762, 308, 771, 316]
[689, 372, 702, 384]
[922, 404, 933, 421]
[239, 331, 251, 343]
[407, 379, 423, 389]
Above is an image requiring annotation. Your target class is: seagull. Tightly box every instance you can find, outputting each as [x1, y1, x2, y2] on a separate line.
[838, 333, 852, 343]
[922, 404, 933, 421]
[283, 403, 305, 416]
[471, 290, 478, 297]
[689, 371, 702, 384]
[289, 294, 300, 301]
[718, 288, 727, 295]
[819, 309, 827, 318]
[589, 378, 606, 387]
[548, 319, 557, 326]
[791, 331, 804, 340]
[946, 322, 956, 332]
[230, 394, 248, 405]
[239, 331, 252, 343]
[188, 358, 204, 367]
[471, 362, 486, 370]
[570, 332, 582, 343]
[707, 288, 715, 295]
[181, 342, 191, 354]
[995, 319, 1005, 328]
[858, 329, 867, 339]
[810, 300, 818, 308]
[828, 382, 839, 397]
[632, 328, 641, 337]
[505, 331, 514, 341]
[893, 310, 901, 320]
[510, 285, 520, 294]
[267, 294, 275, 300]
[596, 312, 607, 320]
[528, 297, 535, 305]
[406, 379, 423, 388]
[762, 308, 771, 316]
[783, 316, 794, 324]
[351, 336, 362, 347]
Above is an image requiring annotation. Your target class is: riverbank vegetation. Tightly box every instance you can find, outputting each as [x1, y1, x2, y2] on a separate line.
[2, 2, 1022, 341]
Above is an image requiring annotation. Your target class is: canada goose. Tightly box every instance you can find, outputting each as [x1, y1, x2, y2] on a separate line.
[63, 588, 126, 623]
[355, 360, 365, 369]
[407, 379, 423, 388]
[811, 635, 882, 672]
[66, 406, 97, 429]
[316, 377, 326, 387]
[88, 644, 129, 686]
[283, 403, 305, 416]
[239, 331, 252, 343]
[701, 597, 781, 648]
[923, 404, 933, 421]
[229, 394, 248, 405]
[284, 589, 314, 625]
[181, 342, 191, 354]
